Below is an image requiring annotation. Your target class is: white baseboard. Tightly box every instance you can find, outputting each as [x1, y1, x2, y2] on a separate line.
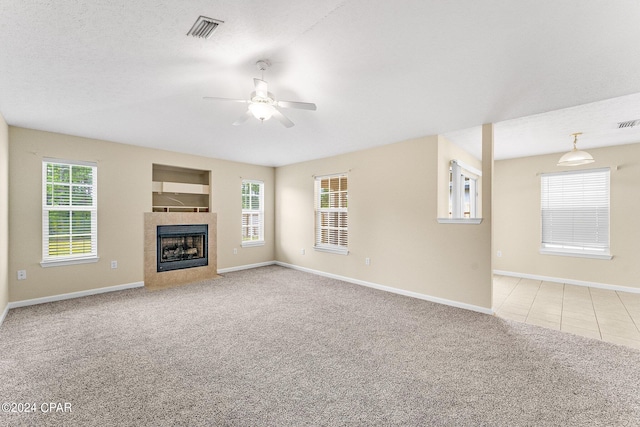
[493, 270, 640, 294]
[217, 261, 276, 274]
[276, 261, 494, 315]
[0, 303, 9, 328]
[7, 281, 145, 310]
[1, 263, 495, 328]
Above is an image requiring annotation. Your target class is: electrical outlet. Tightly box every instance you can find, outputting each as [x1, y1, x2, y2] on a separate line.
[365, 257, 371, 266]
[111, 260, 118, 269]
[497, 250, 502, 258]
[233, 248, 238, 255]
[301, 249, 305, 255]
[17, 270, 26, 280]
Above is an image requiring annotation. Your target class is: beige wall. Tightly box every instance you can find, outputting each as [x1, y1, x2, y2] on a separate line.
[275, 134, 493, 310]
[8, 127, 275, 302]
[494, 142, 640, 289]
[0, 113, 8, 315]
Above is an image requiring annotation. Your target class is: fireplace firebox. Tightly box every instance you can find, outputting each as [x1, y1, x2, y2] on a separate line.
[157, 224, 208, 272]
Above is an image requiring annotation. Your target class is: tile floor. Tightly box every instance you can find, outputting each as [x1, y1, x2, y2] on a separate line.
[493, 275, 640, 350]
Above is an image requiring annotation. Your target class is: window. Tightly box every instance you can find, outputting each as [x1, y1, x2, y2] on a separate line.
[450, 160, 481, 219]
[540, 168, 611, 259]
[42, 159, 98, 266]
[241, 180, 264, 246]
[314, 174, 348, 254]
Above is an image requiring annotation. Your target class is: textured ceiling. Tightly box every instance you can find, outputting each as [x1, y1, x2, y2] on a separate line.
[1, 0, 640, 166]
[444, 92, 640, 161]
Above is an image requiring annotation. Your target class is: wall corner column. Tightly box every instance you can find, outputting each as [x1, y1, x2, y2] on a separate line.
[482, 123, 494, 303]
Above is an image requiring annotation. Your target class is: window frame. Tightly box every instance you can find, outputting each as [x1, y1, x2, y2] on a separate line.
[241, 179, 265, 247]
[314, 173, 348, 255]
[449, 159, 481, 219]
[540, 167, 612, 260]
[41, 158, 99, 267]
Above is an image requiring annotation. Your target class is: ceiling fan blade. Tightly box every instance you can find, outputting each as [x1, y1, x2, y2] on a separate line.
[272, 108, 294, 128]
[232, 110, 253, 126]
[277, 100, 317, 111]
[203, 96, 247, 103]
[254, 78, 268, 98]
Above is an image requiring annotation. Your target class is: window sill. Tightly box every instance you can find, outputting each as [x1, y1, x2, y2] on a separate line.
[41, 256, 100, 268]
[314, 245, 349, 255]
[437, 218, 483, 224]
[241, 241, 265, 248]
[539, 248, 612, 260]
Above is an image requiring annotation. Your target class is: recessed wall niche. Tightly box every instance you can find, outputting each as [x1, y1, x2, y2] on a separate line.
[152, 164, 210, 212]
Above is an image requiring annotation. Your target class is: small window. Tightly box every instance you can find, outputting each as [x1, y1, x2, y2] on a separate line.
[540, 168, 611, 259]
[314, 174, 348, 255]
[42, 159, 98, 266]
[450, 160, 481, 219]
[241, 180, 264, 246]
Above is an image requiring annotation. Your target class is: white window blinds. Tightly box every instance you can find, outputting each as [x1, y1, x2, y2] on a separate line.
[540, 168, 610, 257]
[314, 174, 348, 254]
[42, 159, 98, 265]
[241, 180, 264, 246]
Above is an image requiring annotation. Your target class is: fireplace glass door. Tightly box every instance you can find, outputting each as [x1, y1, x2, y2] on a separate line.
[157, 224, 208, 272]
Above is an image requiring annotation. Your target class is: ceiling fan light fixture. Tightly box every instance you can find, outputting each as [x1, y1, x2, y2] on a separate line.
[203, 59, 316, 127]
[558, 132, 594, 166]
[249, 102, 275, 121]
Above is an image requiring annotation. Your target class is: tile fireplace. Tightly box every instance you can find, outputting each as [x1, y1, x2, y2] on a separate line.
[144, 212, 217, 289]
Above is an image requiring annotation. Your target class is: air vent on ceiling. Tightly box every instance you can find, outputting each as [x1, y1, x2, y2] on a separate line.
[187, 16, 224, 39]
[618, 119, 640, 129]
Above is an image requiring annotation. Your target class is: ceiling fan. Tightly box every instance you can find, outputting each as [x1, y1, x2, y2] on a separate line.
[204, 60, 317, 128]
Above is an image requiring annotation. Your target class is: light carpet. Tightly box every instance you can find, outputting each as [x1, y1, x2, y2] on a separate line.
[1, 265, 639, 426]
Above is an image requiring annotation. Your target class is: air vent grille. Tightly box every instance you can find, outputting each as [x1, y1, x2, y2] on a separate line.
[187, 16, 224, 39]
[618, 119, 640, 129]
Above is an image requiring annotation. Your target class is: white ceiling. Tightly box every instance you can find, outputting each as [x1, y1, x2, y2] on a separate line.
[1, 0, 640, 166]
[444, 92, 640, 161]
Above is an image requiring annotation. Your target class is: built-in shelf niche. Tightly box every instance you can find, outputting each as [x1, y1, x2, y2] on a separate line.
[152, 164, 210, 213]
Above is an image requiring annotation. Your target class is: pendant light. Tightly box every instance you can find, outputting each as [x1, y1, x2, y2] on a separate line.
[557, 132, 594, 166]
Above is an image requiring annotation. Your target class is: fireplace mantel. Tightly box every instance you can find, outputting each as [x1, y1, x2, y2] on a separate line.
[144, 212, 218, 289]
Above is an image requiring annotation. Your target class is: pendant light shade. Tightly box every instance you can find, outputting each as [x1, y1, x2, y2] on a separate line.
[557, 132, 594, 166]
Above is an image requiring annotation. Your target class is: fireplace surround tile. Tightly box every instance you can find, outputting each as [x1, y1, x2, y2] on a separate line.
[144, 212, 218, 289]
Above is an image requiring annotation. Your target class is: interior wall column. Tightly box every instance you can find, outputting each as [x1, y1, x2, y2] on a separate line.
[482, 123, 494, 303]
